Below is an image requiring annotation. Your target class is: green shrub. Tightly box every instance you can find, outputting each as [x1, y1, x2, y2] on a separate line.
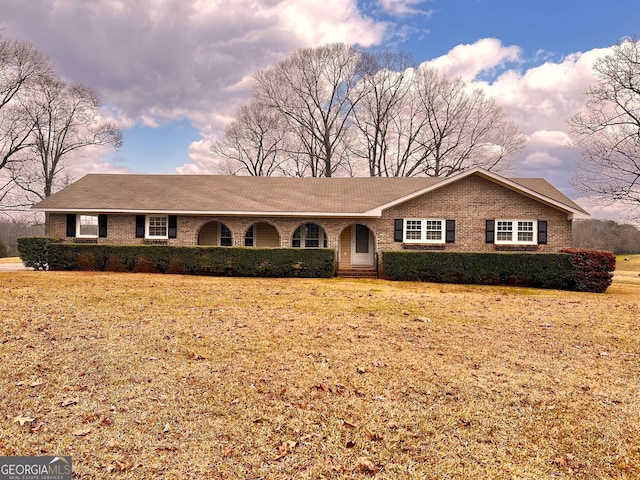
[383, 251, 578, 291]
[0, 240, 8, 258]
[46, 244, 336, 278]
[17, 236, 63, 270]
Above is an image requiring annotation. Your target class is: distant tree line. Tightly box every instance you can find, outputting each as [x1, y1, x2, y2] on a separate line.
[573, 219, 640, 254]
[211, 43, 526, 178]
[0, 217, 44, 256]
[0, 32, 122, 212]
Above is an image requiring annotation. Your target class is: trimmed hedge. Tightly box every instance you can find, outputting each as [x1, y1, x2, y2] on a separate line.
[382, 250, 615, 293]
[45, 243, 336, 278]
[17, 236, 63, 270]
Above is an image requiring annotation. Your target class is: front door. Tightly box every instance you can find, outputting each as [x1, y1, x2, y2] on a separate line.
[351, 224, 374, 267]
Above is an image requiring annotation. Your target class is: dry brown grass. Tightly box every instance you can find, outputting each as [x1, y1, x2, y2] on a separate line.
[615, 255, 640, 285]
[0, 257, 20, 263]
[0, 267, 639, 479]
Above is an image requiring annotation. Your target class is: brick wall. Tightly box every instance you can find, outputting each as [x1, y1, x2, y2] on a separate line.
[378, 175, 573, 253]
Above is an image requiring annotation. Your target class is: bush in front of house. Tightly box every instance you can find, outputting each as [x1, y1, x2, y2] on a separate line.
[17, 236, 63, 270]
[382, 250, 615, 292]
[561, 249, 616, 293]
[45, 244, 336, 278]
[0, 239, 8, 258]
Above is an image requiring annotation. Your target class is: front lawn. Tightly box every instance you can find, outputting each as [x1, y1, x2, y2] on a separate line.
[0, 272, 638, 478]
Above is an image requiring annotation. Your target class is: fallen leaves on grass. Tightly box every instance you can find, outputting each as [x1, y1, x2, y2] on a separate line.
[0, 272, 638, 479]
[13, 414, 34, 426]
[357, 456, 379, 473]
[275, 440, 297, 460]
[60, 397, 79, 407]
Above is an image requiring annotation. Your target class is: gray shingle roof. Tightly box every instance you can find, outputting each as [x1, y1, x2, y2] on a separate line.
[32, 169, 588, 216]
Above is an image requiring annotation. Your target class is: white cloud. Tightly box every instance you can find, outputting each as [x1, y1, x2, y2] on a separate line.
[379, 0, 432, 16]
[483, 48, 608, 133]
[522, 151, 562, 168]
[0, 0, 386, 132]
[423, 38, 521, 83]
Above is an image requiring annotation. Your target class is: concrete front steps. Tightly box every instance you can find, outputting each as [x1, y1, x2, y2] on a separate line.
[336, 268, 378, 279]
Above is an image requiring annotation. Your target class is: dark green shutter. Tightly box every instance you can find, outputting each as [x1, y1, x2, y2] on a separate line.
[66, 214, 76, 237]
[394, 219, 403, 242]
[538, 220, 548, 245]
[485, 220, 495, 244]
[98, 214, 108, 238]
[445, 219, 455, 243]
[168, 215, 177, 239]
[135, 215, 145, 238]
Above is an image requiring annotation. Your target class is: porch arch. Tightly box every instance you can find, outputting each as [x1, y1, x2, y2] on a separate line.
[198, 221, 233, 246]
[339, 223, 376, 268]
[244, 222, 281, 247]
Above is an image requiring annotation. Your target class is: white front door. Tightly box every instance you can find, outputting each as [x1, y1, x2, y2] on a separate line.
[351, 224, 374, 267]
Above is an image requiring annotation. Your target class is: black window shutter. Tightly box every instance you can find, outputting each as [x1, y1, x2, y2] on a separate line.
[135, 215, 145, 238]
[168, 215, 177, 239]
[66, 214, 76, 237]
[445, 219, 455, 243]
[98, 214, 108, 238]
[538, 220, 548, 245]
[393, 219, 403, 242]
[485, 220, 495, 244]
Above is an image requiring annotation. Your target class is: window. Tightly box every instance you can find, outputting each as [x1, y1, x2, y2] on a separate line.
[424, 220, 443, 241]
[147, 216, 168, 239]
[292, 223, 327, 248]
[496, 221, 513, 242]
[494, 220, 537, 245]
[405, 220, 422, 240]
[244, 225, 255, 247]
[77, 215, 99, 238]
[220, 224, 233, 246]
[403, 219, 445, 244]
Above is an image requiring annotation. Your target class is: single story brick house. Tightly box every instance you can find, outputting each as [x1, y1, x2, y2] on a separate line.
[33, 167, 589, 274]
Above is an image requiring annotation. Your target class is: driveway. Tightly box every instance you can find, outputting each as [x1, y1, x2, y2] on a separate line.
[0, 262, 32, 272]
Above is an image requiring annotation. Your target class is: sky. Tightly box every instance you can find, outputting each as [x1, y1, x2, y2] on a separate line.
[1, 0, 638, 219]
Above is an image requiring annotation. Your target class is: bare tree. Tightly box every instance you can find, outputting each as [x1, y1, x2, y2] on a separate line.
[226, 43, 524, 179]
[253, 43, 367, 177]
[351, 50, 417, 176]
[211, 100, 288, 176]
[412, 66, 525, 177]
[568, 38, 640, 215]
[353, 62, 524, 177]
[12, 79, 123, 201]
[0, 34, 54, 207]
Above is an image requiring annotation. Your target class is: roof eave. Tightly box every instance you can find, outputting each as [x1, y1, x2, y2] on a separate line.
[34, 207, 382, 218]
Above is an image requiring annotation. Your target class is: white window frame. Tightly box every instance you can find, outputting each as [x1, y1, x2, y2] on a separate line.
[146, 215, 168, 239]
[403, 218, 445, 244]
[292, 223, 327, 249]
[76, 214, 99, 238]
[219, 223, 233, 246]
[495, 219, 537, 245]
